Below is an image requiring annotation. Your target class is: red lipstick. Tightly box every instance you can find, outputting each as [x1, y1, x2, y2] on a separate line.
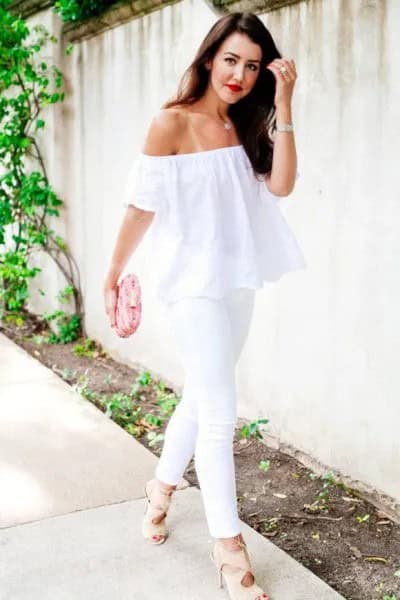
[226, 84, 242, 92]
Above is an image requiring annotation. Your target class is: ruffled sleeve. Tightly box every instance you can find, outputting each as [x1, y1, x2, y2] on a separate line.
[122, 153, 166, 213]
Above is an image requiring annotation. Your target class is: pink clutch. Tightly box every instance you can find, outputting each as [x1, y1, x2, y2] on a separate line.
[115, 273, 142, 338]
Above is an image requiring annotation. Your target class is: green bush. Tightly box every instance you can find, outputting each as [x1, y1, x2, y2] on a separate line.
[0, 0, 83, 336]
[53, 0, 120, 22]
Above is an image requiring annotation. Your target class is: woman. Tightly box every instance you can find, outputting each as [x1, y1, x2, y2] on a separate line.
[104, 11, 306, 600]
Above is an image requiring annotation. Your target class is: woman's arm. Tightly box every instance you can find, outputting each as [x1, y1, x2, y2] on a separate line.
[265, 101, 297, 197]
[104, 206, 154, 288]
[103, 206, 153, 327]
[264, 58, 298, 197]
[104, 108, 183, 327]
[105, 109, 183, 287]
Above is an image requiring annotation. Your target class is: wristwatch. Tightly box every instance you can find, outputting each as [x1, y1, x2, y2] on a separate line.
[276, 122, 294, 132]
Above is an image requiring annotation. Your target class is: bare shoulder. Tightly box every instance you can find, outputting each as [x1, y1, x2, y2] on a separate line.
[141, 108, 187, 156]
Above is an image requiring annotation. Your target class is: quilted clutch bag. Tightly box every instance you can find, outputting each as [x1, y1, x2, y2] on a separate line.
[115, 273, 142, 338]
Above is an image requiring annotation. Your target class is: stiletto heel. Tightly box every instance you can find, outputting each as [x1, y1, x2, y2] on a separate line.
[210, 549, 224, 588]
[219, 568, 224, 589]
[210, 537, 270, 599]
[142, 478, 174, 545]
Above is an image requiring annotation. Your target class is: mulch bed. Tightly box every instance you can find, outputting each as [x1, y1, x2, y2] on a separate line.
[2, 313, 400, 600]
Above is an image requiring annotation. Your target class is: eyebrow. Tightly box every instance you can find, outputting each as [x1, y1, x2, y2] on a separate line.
[223, 51, 261, 63]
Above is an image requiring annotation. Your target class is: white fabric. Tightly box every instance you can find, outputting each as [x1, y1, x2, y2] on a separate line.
[122, 144, 307, 305]
[155, 287, 256, 538]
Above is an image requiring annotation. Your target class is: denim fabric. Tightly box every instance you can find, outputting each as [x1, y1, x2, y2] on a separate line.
[155, 287, 256, 538]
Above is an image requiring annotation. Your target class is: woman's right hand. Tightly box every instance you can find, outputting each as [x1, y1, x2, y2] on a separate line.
[103, 206, 153, 330]
[104, 281, 118, 329]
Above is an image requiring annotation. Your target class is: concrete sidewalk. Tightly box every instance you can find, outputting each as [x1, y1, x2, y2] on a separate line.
[0, 332, 345, 599]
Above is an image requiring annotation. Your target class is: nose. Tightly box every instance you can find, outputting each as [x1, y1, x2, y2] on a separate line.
[233, 66, 244, 84]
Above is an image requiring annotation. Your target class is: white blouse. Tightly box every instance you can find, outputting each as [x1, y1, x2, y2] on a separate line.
[122, 144, 307, 305]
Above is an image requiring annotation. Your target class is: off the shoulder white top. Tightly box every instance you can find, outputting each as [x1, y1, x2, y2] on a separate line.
[122, 144, 306, 305]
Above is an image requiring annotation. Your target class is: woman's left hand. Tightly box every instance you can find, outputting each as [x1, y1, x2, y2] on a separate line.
[266, 58, 297, 107]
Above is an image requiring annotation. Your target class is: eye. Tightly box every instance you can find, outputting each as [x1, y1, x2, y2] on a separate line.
[224, 58, 258, 72]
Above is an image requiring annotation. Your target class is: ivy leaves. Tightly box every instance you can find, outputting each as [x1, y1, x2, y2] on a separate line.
[0, 0, 82, 333]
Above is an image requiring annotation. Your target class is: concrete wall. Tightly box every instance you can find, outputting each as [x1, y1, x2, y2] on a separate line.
[26, 0, 400, 514]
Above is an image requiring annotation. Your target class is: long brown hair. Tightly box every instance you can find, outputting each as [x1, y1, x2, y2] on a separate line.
[162, 12, 282, 177]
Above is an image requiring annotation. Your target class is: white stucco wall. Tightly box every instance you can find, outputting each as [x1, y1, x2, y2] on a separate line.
[27, 0, 400, 510]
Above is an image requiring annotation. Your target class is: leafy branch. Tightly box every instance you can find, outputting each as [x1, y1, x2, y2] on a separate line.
[0, 0, 84, 340]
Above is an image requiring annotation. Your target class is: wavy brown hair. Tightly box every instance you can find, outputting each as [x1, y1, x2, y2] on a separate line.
[162, 12, 282, 177]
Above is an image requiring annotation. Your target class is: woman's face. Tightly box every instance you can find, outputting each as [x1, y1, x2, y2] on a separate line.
[206, 32, 262, 103]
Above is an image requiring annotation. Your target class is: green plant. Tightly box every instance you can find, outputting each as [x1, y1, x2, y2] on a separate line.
[53, 0, 120, 22]
[305, 470, 361, 515]
[146, 431, 165, 448]
[128, 371, 156, 401]
[355, 513, 370, 524]
[1, 311, 25, 327]
[43, 309, 81, 343]
[0, 251, 41, 314]
[259, 459, 271, 472]
[138, 370, 153, 387]
[101, 392, 142, 429]
[143, 413, 164, 428]
[0, 1, 83, 334]
[129, 381, 142, 399]
[262, 517, 279, 532]
[304, 470, 337, 513]
[155, 385, 179, 418]
[72, 337, 96, 357]
[72, 369, 181, 441]
[57, 284, 75, 304]
[239, 418, 269, 440]
[383, 595, 398, 600]
[61, 367, 76, 380]
[73, 371, 98, 401]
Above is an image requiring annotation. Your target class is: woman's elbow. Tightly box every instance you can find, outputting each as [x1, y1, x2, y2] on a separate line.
[265, 180, 294, 197]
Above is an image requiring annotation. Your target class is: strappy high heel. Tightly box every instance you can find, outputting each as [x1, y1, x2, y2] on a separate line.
[142, 478, 174, 545]
[210, 536, 270, 599]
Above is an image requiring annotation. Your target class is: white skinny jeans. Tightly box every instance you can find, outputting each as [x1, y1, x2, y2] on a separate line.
[155, 287, 256, 538]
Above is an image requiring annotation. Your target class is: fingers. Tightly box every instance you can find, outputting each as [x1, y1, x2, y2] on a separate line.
[104, 286, 117, 328]
[267, 58, 297, 81]
[105, 306, 115, 328]
[109, 305, 117, 328]
[278, 58, 296, 78]
[109, 311, 117, 329]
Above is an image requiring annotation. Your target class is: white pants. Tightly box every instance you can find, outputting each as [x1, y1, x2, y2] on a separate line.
[155, 287, 256, 538]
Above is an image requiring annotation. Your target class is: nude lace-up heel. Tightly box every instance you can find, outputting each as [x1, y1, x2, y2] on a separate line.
[142, 478, 174, 545]
[210, 536, 270, 600]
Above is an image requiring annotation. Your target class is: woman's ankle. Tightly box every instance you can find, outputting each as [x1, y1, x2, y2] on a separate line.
[216, 534, 254, 586]
[154, 477, 177, 493]
[217, 533, 243, 551]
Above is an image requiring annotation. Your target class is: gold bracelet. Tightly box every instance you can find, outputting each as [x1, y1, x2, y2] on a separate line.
[276, 122, 294, 132]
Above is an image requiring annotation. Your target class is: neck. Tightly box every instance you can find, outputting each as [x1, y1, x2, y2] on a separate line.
[196, 85, 230, 120]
